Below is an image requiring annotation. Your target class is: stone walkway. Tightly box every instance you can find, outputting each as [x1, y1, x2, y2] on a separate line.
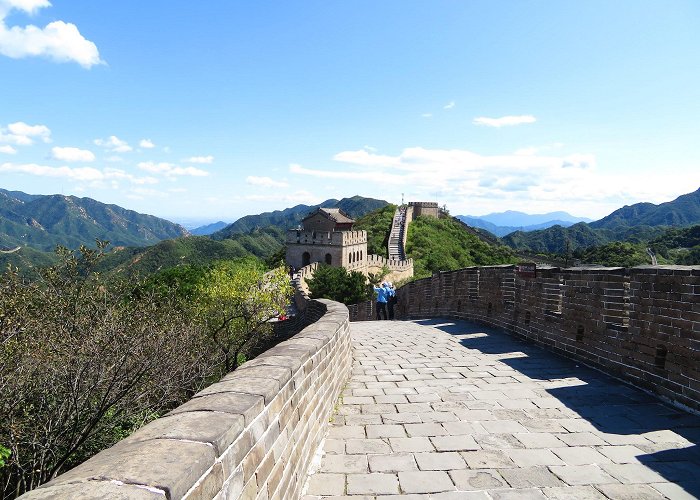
[303, 319, 700, 499]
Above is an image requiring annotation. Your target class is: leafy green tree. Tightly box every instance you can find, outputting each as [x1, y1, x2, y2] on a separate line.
[195, 258, 293, 372]
[306, 264, 372, 305]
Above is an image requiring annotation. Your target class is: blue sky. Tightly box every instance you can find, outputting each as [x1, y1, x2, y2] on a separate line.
[1, 1, 699, 226]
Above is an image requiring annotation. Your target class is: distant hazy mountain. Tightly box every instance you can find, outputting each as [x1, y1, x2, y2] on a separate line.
[212, 195, 388, 240]
[190, 221, 229, 236]
[457, 211, 591, 237]
[0, 188, 189, 251]
[474, 210, 592, 227]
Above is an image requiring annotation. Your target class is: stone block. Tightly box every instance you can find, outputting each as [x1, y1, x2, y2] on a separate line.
[347, 473, 400, 495]
[45, 439, 216, 499]
[21, 481, 165, 500]
[172, 392, 264, 426]
[398, 470, 455, 494]
[124, 410, 244, 455]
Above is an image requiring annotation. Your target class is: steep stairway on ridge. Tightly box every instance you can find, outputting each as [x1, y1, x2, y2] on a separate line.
[388, 206, 407, 261]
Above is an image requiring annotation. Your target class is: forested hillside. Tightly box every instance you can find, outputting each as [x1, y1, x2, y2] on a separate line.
[0, 189, 188, 252]
[406, 215, 517, 278]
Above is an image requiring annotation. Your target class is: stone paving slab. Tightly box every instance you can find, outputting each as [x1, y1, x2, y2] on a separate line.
[303, 319, 700, 499]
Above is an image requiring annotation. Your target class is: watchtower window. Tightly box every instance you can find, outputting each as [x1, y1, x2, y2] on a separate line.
[302, 252, 311, 267]
[325, 253, 332, 265]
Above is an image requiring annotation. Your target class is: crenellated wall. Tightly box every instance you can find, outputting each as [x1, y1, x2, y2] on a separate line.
[22, 297, 352, 500]
[365, 254, 414, 283]
[349, 264, 700, 411]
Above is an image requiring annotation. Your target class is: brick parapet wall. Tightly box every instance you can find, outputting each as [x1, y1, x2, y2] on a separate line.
[21, 299, 352, 500]
[349, 264, 700, 411]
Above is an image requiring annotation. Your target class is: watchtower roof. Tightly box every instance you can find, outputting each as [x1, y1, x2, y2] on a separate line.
[317, 208, 355, 224]
[301, 207, 356, 231]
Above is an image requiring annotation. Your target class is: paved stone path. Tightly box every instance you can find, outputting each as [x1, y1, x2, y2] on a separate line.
[303, 319, 700, 499]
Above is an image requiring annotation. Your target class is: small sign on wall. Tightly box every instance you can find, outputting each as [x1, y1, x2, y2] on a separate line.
[516, 262, 537, 278]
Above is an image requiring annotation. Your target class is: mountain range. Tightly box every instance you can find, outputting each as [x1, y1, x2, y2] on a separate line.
[457, 211, 592, 237]
[211, 195, 388, 240]
[2, 186, 700, 271]
[0, 189, 188, 252]
[502, 187, 700, 254]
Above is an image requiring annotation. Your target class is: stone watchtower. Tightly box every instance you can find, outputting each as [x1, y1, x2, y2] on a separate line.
[286, 208, 368, 272]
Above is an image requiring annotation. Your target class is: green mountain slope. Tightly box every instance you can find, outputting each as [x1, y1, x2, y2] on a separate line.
[406, 215, 517, 278]
[0, 189, 188, 251]
[502, 223, 607, 254]
[590, 187, 700, 230]
[97, 228, 284, 276]
[353, 204, 397, 258]
[212, 195, 388, 239]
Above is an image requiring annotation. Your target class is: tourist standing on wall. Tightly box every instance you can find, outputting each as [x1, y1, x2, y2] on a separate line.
[373, 282, 389, 320]
[386, 282, 397, 320]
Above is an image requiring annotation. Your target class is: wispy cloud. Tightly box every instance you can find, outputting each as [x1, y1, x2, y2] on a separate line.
[0, 121, 51, 145]
[51, 146, 95, 162]
[137, 161, 209, 177]
[0, 162, 156, 184]
[246, 175, 288, 188]
[443, 101, 455, 110]
[183, 155, 214, 164]
[0, 0, 103, 68]
[473, 115, 536, 127]
[421, 113, 433, 119]
[94, 135, 132, 153]
[139, 139, 155, 149]
[0, 144, 16, 154]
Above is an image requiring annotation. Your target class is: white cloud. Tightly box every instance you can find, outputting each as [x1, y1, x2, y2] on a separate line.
[139, 139, 155, 149]
[0, 161, 157, 184]
[183, 155, 214, 164]
[0, 0, 103, 68]
[473, 115, 537, 127]
[246, 175, 288, 188]
[0, 121, 51, 145]
[421, 113, 432, 118]
[332, 149, 401, 168]
[0, 144, 16, 154]
[94, 135, 132, 153]
[443, 101, 455, 110]
[137, 161, 209, 177]
[51, 146, 95, 162]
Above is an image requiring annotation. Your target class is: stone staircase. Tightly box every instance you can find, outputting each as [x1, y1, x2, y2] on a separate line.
[388, 205, 407, 261]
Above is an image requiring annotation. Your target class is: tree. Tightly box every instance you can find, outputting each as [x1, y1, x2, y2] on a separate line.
[306, 264, 372, 305]
[0, 243, 212, 499]
[195, 258, 293, 372]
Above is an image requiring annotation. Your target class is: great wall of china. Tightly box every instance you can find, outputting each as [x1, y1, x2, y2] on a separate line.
[19, 205, 700, 499]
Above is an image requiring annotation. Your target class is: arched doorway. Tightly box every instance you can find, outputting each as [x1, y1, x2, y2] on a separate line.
[325, 253, 332, 265]
[302, 252, 311, 266]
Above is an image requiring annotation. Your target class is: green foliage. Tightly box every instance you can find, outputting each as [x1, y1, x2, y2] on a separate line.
[0, 243, 294, 497]
[306, 264, 372, 305]
[579, 241, 651, 267]
[354, 205, 397, 258]
[406, 216, 517, 278]
[195, 258, 293, 372]
[0, 446, 8, 469]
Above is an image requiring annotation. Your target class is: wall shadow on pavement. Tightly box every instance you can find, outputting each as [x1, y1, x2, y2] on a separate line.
[413, 317, 700, 497]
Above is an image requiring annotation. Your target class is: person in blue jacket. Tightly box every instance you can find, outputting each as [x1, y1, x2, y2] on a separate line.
[373, 282, 389, 320]
[386, 282, 396, 320]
